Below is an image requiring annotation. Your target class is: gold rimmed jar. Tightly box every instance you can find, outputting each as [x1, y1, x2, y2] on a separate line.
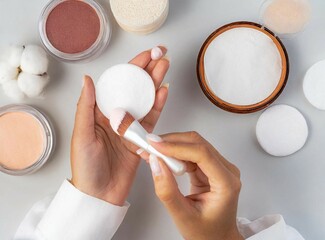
[197, 21, 289, 114]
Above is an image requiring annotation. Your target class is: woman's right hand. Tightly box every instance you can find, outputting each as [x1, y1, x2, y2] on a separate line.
[147, 132, 244, 240]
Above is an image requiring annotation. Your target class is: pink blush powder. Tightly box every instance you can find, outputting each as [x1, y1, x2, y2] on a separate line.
[0, 112, 44, 170]
[45, 0, 100, 54]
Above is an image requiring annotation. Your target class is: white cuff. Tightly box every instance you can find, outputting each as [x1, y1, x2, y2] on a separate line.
[35, 180, 129, 240]
[237, 215, 305, 240]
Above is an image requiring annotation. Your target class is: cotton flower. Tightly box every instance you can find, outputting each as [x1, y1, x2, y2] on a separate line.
[7, 45, 24, 68]
[20, 45, 49, 75]
[2, 80, 25, 101]
[0, 44, 50, 100]
[0, 62, 19, 84]
[18, 72, 49, 98]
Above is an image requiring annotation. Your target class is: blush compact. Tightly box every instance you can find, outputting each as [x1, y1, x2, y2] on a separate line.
[39, 0, 111, 62]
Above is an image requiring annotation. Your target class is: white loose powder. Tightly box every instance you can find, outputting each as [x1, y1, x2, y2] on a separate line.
[204, 27, 282, 106]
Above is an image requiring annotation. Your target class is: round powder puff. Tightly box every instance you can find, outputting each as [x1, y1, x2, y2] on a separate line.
[96, 64, 155, 120]
[303, 60, 325, 110]
[20, 45, 49, 75]
[110, 0, 169, 34]
[262, 0, 311, 34]
[256, 105, 308, 157]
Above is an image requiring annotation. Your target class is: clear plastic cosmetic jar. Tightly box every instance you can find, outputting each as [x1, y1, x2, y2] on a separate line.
[0, 105, 55, 176]
[39, 0, 111, 62]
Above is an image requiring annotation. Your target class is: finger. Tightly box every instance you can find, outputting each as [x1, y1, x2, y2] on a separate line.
[149, 58, 170, 89]
[129, 50, 152, 69]
[149, 154, 190, 217]
[136, 148, 150, 161]
[160, 131, 204, 144]
[146, 46, 168, 72]
[141, 85, 168, 133]
[73, 75, 96, 139]
[148, 138, 231, 183]
[161, 132, 240, 178]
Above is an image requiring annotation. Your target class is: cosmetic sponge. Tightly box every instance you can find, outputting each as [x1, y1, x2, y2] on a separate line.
[96, 64, 155, 120]
[262, 0, 311, 34]
[110, 0, 169, 34]
[0, 44, 50, 100]
[256, 105, 308, 157]
[303, 60, 325, 110]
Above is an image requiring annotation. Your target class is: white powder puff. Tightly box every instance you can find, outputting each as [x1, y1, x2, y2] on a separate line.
[204, 27, 282, 105]
[303, 60, 325, 110]
[20, 45, 49, 75]
[7, 45, 24, 68]
[2, 80, 25, 101]
[96, 64, 155, 120]
[17, 72, 49, 98]
[256, 105, 308, 157]
[0, 62, 18, 84]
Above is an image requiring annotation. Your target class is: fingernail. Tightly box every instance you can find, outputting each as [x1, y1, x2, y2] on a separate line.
[149, 154, 161, 176]
[161, 82, 170, 89]
[151, 47, 163, 60]
[147, 133, 163, 143]
[136, 148, 144, 155]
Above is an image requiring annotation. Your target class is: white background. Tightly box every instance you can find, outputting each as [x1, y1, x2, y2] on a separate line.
[0, 0, 325, 239]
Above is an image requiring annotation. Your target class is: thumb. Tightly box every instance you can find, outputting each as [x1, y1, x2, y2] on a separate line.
[149, 154, 189, 217]
[73, 75, 96, 139]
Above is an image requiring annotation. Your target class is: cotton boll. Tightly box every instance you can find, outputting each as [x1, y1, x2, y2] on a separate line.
[17, 72, 50, 98]
[7, 45, 24, 68]
[20, 45, 49, 75]
[0, 62, 18, 84]
[2, 80, 25, 101]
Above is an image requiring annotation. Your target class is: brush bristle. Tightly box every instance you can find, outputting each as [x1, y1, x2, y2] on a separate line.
[117, 112, 135, 136]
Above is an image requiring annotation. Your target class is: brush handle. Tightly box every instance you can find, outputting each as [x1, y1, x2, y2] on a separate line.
[124, 121, 187, 175]
[148, 145, 187, 176]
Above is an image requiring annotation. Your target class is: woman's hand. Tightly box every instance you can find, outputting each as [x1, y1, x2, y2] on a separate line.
[70, 47, 169, 206]
[147, 132, 244, 240]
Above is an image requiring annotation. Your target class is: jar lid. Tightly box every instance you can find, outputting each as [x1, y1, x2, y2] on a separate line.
[260, 0, 312, 37]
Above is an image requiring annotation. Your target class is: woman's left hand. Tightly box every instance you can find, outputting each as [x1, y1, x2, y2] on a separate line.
[70, 47, 169, 206]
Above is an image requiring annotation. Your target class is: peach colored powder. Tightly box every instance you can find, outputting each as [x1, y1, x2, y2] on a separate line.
[0, 112, 44, 170]
[263, 0, 311, 34]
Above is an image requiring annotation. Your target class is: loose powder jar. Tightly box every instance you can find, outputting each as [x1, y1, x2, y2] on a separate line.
[197, 0, 311, 114]
[39, 0, 111, 62]
[110, 0, 169, 34]
[197, 21, 289, 113]
[0, 105, 54, 175]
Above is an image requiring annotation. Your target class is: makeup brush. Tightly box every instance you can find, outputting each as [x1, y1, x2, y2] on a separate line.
[110, 108, 187, 176]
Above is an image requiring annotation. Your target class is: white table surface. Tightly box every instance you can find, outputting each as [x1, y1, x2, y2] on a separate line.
[1, 0, 325, 239]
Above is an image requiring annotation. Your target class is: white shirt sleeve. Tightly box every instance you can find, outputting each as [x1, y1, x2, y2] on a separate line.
[14, 180, 129, 240]
[14, 180, 304, 240]
[237, 215, 305, 240]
